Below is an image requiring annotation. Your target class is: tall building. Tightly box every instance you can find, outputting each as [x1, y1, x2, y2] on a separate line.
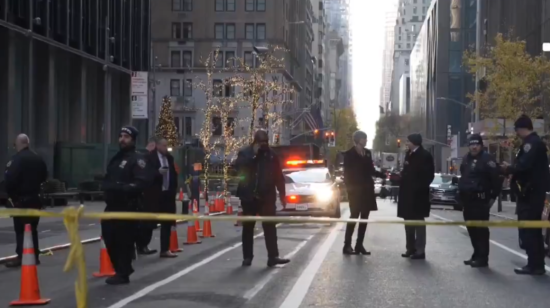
[0, 0, 150, 185]
[150, 0, 317, 147]
[390, 0, 430, 114]
[312, 0, 328, 128]
[380, 5, 398, 111]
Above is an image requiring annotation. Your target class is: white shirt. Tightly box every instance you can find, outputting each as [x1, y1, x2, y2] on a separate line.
[157, 152, 169, 191]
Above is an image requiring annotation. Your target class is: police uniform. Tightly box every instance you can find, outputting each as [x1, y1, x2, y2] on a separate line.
[505, 115, 549, 275]
[4, 147, 48, 268]
[458, 134, 501, 267]
[101, 126, 153, 284]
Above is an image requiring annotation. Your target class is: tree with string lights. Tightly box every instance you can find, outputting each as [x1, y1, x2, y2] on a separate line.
[155, 95, 180, 147]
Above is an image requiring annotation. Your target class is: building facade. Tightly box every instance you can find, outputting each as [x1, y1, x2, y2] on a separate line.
[380, 6, 397, 111]
[0, 0, 150, 184]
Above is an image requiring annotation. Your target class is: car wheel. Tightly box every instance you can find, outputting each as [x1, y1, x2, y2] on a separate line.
[453, 204, 463, 211]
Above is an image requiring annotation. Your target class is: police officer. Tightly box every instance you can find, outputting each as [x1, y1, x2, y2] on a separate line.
[4, 134, 48, 268]
[502, 115, 549, 275]
[458, 134, 501, 268]
[102, 126, 153, 284]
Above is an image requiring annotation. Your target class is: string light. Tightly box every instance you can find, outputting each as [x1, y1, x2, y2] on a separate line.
[155, 96, 180, 147]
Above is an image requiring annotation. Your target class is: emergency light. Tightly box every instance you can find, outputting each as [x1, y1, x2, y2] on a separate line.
[286, 160, 325, 166]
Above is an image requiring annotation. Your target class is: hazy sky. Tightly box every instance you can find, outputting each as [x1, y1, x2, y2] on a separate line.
[350, 0, 396, 148]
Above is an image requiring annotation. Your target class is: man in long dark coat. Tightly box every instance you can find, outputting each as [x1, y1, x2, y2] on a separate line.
[398, 133, 434, 260]
[343, 131, 386, 255]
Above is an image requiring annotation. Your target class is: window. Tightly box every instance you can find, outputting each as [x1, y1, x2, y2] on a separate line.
[226, 24, 235, 39]
[405, 59, 409, 66]
[398, 27, 401, 33]
[174, 117, 181, 135]
[183, 51, 192, 67]
[397, 44, 401, 49]
[225, 51, 235, 67]
[172, 23, 181, 39]
[215, 23, 224, 39]
[256, 0, 266, 11]
[244, 51, 254, 67]
[214, 51, 224, 68]
[183, 0, 193, 11]
[413, 7, 417, 14]
[245, 23, 255, 40]
[256, 24, 266, 40]
[170, 79, 181, 96]
[183, 23, 193, 39]
[226, 118, 235, 136]
[184, 79, 193, 96]
[213, 80, 223, 97]
[171, 51, 181, 67]
[227, 0, 235, 11]
[449, 50, 462, 72]
[245, 0, 254, 11]
[212, 117, 222, 135]
[184, 117, 193, 136]
[215, 0, 224, 11]
[406, 43, 410, 48]
[413, 0, 417, 3]
[172, 0, 181, 11]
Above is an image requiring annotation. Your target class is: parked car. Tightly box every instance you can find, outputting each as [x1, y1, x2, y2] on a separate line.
[430, 173, 461, 210]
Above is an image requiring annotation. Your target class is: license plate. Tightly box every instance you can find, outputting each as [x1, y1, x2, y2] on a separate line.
[295, 204, 309, 211]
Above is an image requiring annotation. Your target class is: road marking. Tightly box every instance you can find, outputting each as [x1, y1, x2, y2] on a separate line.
[40, 230, 51, 234]
[431, 214, 550, 271]
[243, 235, 313, 300]
[277, 222, 342, 308]
[107, 224, 283, 308]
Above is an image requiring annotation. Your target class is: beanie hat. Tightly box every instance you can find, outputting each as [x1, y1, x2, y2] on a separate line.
[468, 133, 483, 146]
[514, 114, 533, 130]
[407, 133, 422, 146]
[120, 126, 139, 140]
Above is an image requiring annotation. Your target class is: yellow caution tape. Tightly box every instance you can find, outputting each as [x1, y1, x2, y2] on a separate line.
[0, 206, 549, 308]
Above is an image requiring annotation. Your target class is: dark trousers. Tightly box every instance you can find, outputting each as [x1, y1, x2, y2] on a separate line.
[135, 222, 154, 250]
[517, 193, 546, 269]
[405, 221, 426, 254]
[241, 200, 279, 259]
[344, 205, 370, 247]
[462, 202, 490, 262]
[102, 218, 135, 277]
[160, 191, 176, 252]
[13, 216, 40, 260]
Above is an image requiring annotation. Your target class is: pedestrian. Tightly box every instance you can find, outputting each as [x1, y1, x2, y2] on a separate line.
[4, 134, 48, 268]
[501, 115, 549, 275]
[235, 129, 289, 267]
[389, 169, 401, 203]
[135, 137, 161, 256]
[398, 133, 434, 260]
[458, 134, 501, 268]
[145, 137, 178, 258]
[342, 130, 386, 255]
[101, 126, 154, 284]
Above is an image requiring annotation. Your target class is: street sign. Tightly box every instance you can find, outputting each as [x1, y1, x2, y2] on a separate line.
[131, 71, 149, 119]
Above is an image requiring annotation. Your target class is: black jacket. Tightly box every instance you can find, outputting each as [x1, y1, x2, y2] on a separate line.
[397, 146, 434, 219]
[235, 145, 285, 204]
[4, 147, 48, 208]
[458, 151, 501, 200]
[343, 147, 384, 212]
[507, 132, 550, 195]
[142, 150, 178, 213]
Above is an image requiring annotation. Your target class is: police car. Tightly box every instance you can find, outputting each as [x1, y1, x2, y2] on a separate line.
[276, 159, 341, 218]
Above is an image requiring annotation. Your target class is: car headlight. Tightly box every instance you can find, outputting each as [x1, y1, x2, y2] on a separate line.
[316, 190, 333, 202]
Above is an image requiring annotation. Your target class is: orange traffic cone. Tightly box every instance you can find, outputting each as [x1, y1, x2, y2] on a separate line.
[193, 200, 202, 232]
[93, 237, 116, 278]
[226, 196, 233, 214]
[169, 225, 183, 252]
[184, 202, 201, 245]
[179, 188, 184, 201]
[209, 199, 215, 213]
[10, 224, 51, 306]
[200, 203, 215, 238]
[234, 206, 243, 226]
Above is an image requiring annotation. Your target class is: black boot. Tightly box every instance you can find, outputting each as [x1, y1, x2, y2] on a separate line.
[402, 251, 415, 258]
[410, 253, 426, 260]
[242, 258, 253, 266]
[470, 260, 488, 268]
[342, 245, 356, 255]
[267, 257, 290, 267]
[354, 245, 371, 256]
[105, 274, 130, 285]
[137, 247, 158, 255]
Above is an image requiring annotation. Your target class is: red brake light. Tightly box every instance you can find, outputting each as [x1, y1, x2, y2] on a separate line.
[287, 195, 299, 203]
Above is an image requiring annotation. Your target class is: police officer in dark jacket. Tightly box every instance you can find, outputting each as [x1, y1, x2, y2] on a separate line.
[458, 134, 501, 268]
[102, 126, 154, 284]
[4, 134, 48, 268]
[502, 115, 549, 275]
[235, 130, 289, 267]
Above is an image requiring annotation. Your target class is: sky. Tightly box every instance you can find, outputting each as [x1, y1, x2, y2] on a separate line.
[350, 0, 396, 148]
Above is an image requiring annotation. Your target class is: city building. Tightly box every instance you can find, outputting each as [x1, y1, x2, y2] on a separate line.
[380, 5, 398, 111]
[390, 0, 430, 114]
[311, 0, 328, 128]
[398, 73, 410, 115]
[150, 0, 317, 147]
[0, 0, 150, 185]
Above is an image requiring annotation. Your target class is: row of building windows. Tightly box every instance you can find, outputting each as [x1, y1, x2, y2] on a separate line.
[170, 49, 262, 68]
[173, 115, 237, 137]
[172, 0, 266, 12]
[171, 22, 266, 40]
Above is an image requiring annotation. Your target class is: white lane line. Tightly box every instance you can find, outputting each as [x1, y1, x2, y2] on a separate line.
[243, 235, 314, 300]
[277, 222, 342, 308]
[431, 214, 550, 271]
[108, 224, 282, 308]
[40, 230, 51, 234]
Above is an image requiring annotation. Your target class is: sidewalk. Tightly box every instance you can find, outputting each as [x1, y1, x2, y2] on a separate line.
[490, 200, 516, 220]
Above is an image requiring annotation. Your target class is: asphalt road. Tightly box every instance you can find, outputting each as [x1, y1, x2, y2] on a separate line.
[1, 200, 549, 308]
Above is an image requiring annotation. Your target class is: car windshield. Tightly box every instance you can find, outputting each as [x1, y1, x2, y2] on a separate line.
[432, 175, 453, 185]
[284, 169, 331, 184]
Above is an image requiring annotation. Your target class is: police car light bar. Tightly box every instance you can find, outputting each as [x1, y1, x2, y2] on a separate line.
[286, 160, 325, 166]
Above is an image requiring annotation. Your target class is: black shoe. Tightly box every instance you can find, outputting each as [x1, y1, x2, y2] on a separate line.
[4, 259, 21, 268]
[514, 266, 546, 275]
[402, 251, 416, 258]
[105, 275, 130, 285]
[242, 259, 252, 266]
[470, 260, 488, 268]
[267, 257, 290, 267]
[342, 245, 356, 255]
[410, 253, 426, 260]
[354, 245, 371, 255]
[137, 247, 157, 255]
[463, 259, 474, 265]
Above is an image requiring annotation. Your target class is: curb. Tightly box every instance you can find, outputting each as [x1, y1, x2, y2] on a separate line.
[0, 211, 234, 264]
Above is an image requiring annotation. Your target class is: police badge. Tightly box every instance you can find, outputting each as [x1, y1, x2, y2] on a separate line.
[487, 161, 496, 168]
[138, 159, 146, 168]
[523, 143, 531, 152]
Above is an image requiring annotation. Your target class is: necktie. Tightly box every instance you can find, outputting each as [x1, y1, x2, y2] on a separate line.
[162, 156, 168, 191]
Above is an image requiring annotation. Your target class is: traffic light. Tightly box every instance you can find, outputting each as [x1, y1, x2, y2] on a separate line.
[273, 133, 280, 145]
[328, 132, 336, 147]
[397, 139, 401, 148]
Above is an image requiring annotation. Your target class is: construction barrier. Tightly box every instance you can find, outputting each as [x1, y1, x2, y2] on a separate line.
[1, 206, 550, 308]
